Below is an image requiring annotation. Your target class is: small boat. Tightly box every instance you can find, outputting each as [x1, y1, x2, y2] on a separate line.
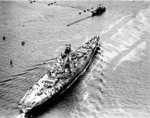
[17, 36, 100, 118]
[91, 5, 106, 16]
[29, 0, 36, 3]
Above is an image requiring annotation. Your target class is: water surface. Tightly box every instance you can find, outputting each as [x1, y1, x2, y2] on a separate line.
[0, 1, 150, 118]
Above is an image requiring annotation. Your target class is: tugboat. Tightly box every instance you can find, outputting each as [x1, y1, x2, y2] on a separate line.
[17, 36, 100, 118]
[91, 5, 106, 17]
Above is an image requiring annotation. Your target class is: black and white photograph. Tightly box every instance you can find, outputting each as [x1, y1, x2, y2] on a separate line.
[0, 0, 150, 118]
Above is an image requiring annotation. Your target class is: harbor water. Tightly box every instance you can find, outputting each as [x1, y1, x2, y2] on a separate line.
[0, 1, 150, 118]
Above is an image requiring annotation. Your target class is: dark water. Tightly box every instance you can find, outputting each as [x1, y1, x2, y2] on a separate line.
[0, 1, 150, 118]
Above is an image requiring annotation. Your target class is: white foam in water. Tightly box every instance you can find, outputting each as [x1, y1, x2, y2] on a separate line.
[135, 10, 150, 32]
[101, 14, 132, 35]
[71, 7, 150, 118]
[137, 9, 150, 28]
[101, 30, 109, 34]
[103, 42, 128, 53]
[111, 32, 136, 47]
[114, 41, 146, 70]
[83, 91, 89, 101]
[102, 50, 119, 61]
[111, 18, 143, 47]
[101, 9, 148, 71]
[111, 33, 131, 47]
[136, 41, 147, 52]
[137, 24, 150, 32]
[119, 25, 140, 39]
[116, 30, 139, 46]
[108, 14, 132, 31]
[137, 10, 147, 24]
[101, 15, 143, 65]
[125, 25, 143, 39]
[117, 44, 129, 52]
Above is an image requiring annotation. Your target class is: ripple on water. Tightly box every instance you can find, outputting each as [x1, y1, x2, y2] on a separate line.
[71, 6, 150, 118]
[137, 8, 150, 27]
[1, 1, 150, 118]
[114, 41, 146, 70]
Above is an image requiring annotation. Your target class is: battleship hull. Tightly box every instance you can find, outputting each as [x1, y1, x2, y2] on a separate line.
[18, 36, 100, 116]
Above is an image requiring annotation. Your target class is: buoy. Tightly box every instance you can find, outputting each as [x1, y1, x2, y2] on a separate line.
[21, 41, 25, 46]
[3, 36, 5, 41]
[10, 60, 13, 67]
